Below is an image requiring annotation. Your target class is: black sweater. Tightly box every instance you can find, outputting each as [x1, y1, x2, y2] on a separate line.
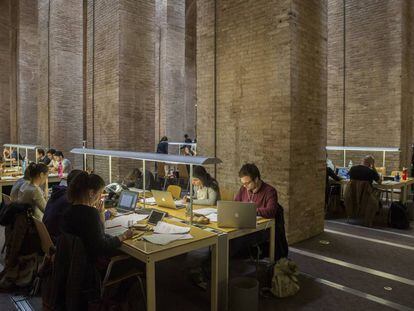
[62, 204, 121, 259]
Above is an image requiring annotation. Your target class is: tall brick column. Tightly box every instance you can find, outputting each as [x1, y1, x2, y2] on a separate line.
[197, 0, 327, 243]
[17, 0, 39, 145]
[327, 0, 414, 170]
[155, 0, 195, 145]
[0, 0, 13, 145]
[86, 0, 155, 181]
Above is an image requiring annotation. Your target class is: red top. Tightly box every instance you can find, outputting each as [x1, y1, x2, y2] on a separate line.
[234, 181, 278, 218]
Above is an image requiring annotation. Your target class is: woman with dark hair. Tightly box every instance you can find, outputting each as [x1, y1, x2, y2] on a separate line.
[183, 166, 220, 206]
[63, 172, 133, 259]
[156, 136, 169, 154]
[16, 162, 49, 219]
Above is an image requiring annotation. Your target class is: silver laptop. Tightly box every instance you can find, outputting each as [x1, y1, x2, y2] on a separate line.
[117, 190, 138, 214]
[151, 190, 186, 209]
[217, 201, 257, 229]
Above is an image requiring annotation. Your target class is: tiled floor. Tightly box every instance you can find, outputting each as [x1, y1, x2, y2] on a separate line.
[0, 218, 413, 310]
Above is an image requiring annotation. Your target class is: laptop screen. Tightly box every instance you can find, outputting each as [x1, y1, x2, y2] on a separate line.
[118, 191, 138, 211]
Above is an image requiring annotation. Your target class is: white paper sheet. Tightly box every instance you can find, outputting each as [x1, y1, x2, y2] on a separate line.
[105, 213, 148, 228]
[140, 197, 157, 205]
[153, 221, 191, 234]
[206, 213, 218, 222]
[143, 233, 193, 245]
[194, 208, 217, 216]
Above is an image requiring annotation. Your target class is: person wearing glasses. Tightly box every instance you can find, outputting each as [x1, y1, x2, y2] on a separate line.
[234, 163, 288, 260]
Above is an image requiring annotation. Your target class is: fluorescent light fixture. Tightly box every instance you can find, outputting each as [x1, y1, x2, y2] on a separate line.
[168, 142, 197, 147]
[326, 146, 400, 152]
[70, 148, 221, 165]
[3, 144, 40, 150]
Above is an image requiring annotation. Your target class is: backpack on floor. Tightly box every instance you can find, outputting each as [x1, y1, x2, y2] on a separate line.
[270, 258, 300, 298]
[388, 202, 410, 229]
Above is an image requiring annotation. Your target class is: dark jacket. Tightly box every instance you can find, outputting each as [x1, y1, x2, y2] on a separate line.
[43, 185, 70, 243]
[62, 204, 121, 260]
[156, 141, 168, 154]
[42, 233, 101, 311]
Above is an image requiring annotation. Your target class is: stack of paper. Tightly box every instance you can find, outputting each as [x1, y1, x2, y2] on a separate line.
[153, 221, 190, 234]
[206, 213, 218, 222]
[194, 208, 217, 216]
[105, 214, 149, 228]
[140, 197, 157, 205]
[143, 233, 193, 245]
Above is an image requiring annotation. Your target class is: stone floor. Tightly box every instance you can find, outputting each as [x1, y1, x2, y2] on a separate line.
[0, 217, 413, 310]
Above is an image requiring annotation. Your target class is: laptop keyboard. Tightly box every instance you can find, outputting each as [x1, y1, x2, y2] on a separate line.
[135, 208, 153, 215]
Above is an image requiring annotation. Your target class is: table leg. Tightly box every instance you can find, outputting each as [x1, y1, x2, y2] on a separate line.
[217, 233, 229, 311]
[0, 185, 2, 203]
[403, 185, 408, 204]
[270, 223, 275, 263]
[211, 242, 218, 311]
[146, 259, 156, 311]
[391, 189, 394, 202]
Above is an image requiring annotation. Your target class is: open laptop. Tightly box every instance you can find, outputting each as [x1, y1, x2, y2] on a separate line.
[151, 190, 186, 209]
[116, 190, 138, 214]
[217, 201, 257, 229]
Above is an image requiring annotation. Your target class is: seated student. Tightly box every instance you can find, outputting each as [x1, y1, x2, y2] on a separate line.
[16, 163, 49, 219]
[349, 155, 381, 185]
[326, 157, 341, 206]
[43, 169, 82, 242]
[2, 147, 22, 164]
[10, 168, 31, 201]
[234, 163, 288, 260]
[183, 166, 220, 205]
[51, 151, 72, 173]
[62, 172, 133, 260]
[37, 148, 50, 165]
[124, 168, 156, 190]
[47, 148, 58, 170]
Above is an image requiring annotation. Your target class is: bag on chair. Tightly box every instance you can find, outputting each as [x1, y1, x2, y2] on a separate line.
[388, 202, 410, 229]
[270, 258, 300, 298]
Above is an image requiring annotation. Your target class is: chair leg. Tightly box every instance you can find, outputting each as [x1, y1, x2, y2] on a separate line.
[137, 276, 146, 310]
[1, 242, 6, 254]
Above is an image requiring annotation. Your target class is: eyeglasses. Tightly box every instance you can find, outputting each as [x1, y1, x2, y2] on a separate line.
[241, 179, 254, 187]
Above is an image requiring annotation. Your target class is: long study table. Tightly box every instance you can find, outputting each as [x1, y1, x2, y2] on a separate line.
[119, 218, 218, 311]
[138, 203, 276, 310]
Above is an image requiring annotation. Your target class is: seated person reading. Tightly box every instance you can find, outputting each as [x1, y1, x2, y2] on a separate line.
[183, 166, 220, 206]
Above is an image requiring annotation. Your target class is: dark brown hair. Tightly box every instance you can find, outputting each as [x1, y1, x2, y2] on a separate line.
[239, 163, 261, 180]
[67, 171, 105, 203]
[193, 166, 220, 193]
[26, 162, 48, 181]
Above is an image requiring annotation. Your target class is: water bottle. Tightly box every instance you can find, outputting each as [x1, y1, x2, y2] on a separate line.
[402, 167, 408, 181]
[395, 172, 400, 182]
[58, 161, 63, 178]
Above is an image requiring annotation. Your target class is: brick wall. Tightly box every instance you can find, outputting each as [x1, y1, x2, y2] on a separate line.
[197, 0, 327, 243]
[327, 0, 414, 172]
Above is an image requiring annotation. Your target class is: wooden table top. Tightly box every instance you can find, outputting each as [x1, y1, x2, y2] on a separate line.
[122, 218, 216, 255]
[138, 203, 273, 234]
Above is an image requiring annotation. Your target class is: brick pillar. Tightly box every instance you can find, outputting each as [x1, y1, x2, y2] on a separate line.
[46, 0, 84, 166]
[197, 0, 327, 243]
[0, 0, 13, 145]
[86, 0, 155, 181]
[37, 0, 50, 148]
[156, 0, 190, 144]
[327, 0, 414, 170]
[17, 0, 39, 145]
